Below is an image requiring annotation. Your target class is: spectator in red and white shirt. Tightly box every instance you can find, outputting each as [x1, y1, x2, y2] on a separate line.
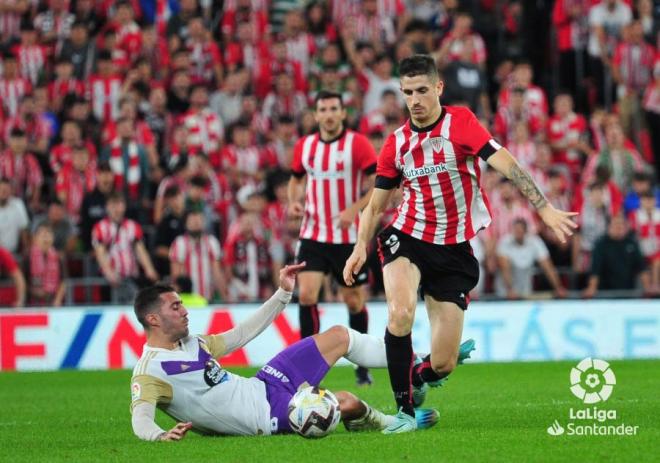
[99, 117, 151, 203]
[282, 9, 317, 76]
[169, 209, 228, 301]
[0, 0, 29, 45]
[507, 121, 538, 171]
[572, 181, 613, 274]
[547, 92, 590, 179]
[186, 16, 223, 86]
[110, 1, 143, 66]
[92, 192, 159, 286]
[262, 72, 308, 122]
[103, 98, 158, 169]
[33, 0, 75, 51]
[223, 212, 274, 302]
[220, 0, 269, 43]
[643, 59, 660, 174]
[50, 120, 97, 174]
[48, 59, 85, 113]
[224, 20, 270, 75]
[222, 121, 277, 187]
[14, 23, 48, 86]
[359, 89, 405, 136]
[55, 145, 96, 224]
[87, 50, 122, 123]
[182, 84, 224, 159]
[582, 120, 650, 192]
[0, 128, 43, 209]
[497, 61, 549, 121]
[628, 190, 660, 289]
[435, 12, 487, 69]
[493, 87, 544, 145]
[552, 0, 590, 103]
[611, 20, 657, 147]
[484, 179, 539, 272]
[254, 40, 306, 99]
[0, 53, 32, 118]
[3, 94, 51, 157]
[28, 223, 66, 306]
[0, 245, 26, 308]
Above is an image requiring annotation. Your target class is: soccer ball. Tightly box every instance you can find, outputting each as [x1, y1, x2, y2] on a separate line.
[287, 386, 341, 438]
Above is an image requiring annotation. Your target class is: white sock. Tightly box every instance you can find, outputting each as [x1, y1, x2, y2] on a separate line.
[362, 402, 395, 429]
[345, 328, 387, 368]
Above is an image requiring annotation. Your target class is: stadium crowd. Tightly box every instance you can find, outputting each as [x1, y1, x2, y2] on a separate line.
[0, 0, 658, 307]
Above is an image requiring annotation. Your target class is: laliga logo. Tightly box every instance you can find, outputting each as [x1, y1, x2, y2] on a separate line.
[569, 358, 616, 404]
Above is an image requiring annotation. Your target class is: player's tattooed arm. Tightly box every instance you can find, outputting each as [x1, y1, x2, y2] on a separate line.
[486, 147, 548, 210]
[507, 162, 548, 210]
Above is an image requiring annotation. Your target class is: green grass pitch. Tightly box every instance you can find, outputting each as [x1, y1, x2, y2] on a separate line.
[1, 360, 658, 462]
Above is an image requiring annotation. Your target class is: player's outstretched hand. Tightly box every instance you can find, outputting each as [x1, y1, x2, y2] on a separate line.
[160, 422, 192, 441]
[279, 262, 307, 292]
[538, 205, 578, 244]
[343, 244, 366, 286]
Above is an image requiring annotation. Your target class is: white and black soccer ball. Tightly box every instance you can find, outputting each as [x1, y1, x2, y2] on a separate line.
[287, 386, 341, 438]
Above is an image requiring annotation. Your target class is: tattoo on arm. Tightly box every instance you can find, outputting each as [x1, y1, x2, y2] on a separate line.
[508, 163, 548, 210]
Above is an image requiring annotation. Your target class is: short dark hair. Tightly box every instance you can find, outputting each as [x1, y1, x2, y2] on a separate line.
[175, 276, 193, 293]
[164, 185, 181, 199]
[134, 284, 175, 328]
[398, 54, 439, 81]
[314, 90, 343, 109]
[189, 175, 208, 188]
[106, 191, 126, 204]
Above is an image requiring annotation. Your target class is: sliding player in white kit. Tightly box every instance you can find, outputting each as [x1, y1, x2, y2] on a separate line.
[130, 262, 463, 441]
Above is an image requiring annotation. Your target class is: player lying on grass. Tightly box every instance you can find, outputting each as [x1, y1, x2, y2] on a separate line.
[130, 262, 474, 441]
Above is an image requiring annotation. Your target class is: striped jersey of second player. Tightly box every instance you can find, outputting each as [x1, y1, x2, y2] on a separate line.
[291, 129, 377, 244]
[376, 106, 502, 245]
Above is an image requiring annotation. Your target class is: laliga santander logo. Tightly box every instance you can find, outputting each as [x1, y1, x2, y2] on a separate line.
[569, 358, 616, 404]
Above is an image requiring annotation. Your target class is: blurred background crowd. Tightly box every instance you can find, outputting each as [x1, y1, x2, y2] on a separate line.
[0, 0, 657, 307]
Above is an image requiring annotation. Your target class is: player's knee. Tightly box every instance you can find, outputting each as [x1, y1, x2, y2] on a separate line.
[388, 306, 414, 331]
[327, 325, 350, 348]
[431, 357, 457, 376]
[344, 292, 363, 313]
[298, 289, 319, 306]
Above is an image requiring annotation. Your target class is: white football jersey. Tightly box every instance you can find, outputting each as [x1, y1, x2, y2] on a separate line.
[130, 334, 274, 436]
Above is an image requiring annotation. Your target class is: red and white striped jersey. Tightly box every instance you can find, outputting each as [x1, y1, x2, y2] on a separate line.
[187, 40, 222, 85]
[49, 141, 98, 173]
[15, 45, 47, 85]
[547, 112, 587, 171]
[285, 33, 316, 75]
[182, 109, 224, 156]
[377, 106, 500, 245]
[103, 120, 155, 147]
[292, 129, 377, 244]
[87, 75, 122, 122]
[169, 234, 222, 300]
[0, 78, 31, 117]
[0, 11, 22, 42]
[612, 40, 656, 92]
[55, 164, 97, 223]
[628, 207, 660, 259]
[498, 85, 549, 120]
[47, 78, 84, 102]
[28, 245, 61, 296]
[484, 199, 538, 242]
[92, 218, 144, 278]
[0, 150, 43, 200]
[222, 144, 277, 177]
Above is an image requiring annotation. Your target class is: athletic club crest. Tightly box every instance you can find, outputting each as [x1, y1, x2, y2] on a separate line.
[429, 137, 443, 153]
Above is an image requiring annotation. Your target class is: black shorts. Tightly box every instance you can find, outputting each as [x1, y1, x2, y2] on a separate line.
[376, 226, 479, 310]
[295, 239, 368, 287]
